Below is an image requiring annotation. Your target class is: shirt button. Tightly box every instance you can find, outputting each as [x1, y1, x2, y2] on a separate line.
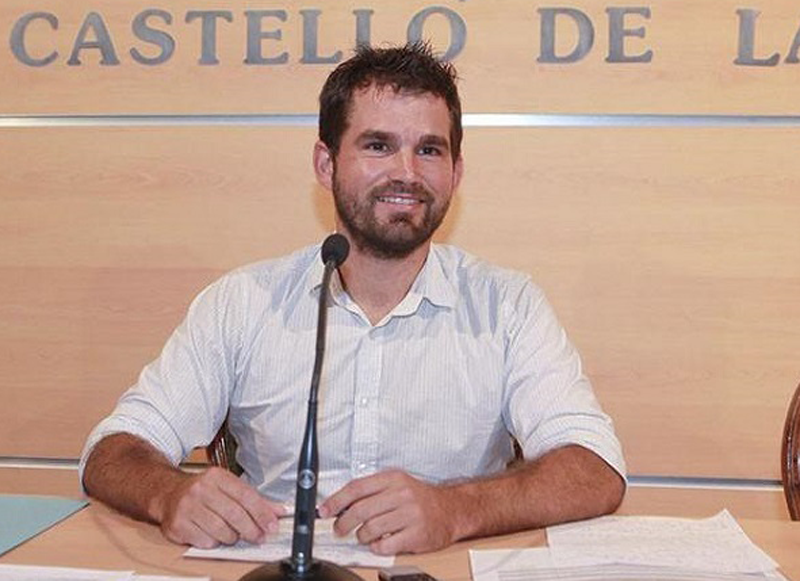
[359, 397, 369, 407]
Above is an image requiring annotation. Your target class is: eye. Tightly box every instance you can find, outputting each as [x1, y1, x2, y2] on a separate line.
[419, 145, 443, 156]
[365, 141, 389, 153]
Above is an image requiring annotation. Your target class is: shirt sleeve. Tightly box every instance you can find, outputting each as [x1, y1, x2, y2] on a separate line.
[502, 280, 627, 480]
[78, 273, 244, 486]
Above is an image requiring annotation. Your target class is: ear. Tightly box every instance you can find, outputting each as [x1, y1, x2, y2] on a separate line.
[313, 141, 334, 191]
[452, 154, 464, 191]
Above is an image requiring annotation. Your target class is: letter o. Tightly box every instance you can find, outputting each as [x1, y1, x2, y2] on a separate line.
[407, 7, 466, 62]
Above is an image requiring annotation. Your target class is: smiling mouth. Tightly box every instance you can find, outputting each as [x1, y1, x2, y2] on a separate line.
[377, 195, 422, 205]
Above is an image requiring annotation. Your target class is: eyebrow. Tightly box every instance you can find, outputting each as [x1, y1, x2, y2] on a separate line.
[355, 130, 395, 144]
[419, 134, 451, 152]
[355, 130, 451, 152]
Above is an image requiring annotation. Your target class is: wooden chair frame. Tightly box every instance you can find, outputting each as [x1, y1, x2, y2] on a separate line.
[782, 383, 800, 520]
[206, 418, 243, 476]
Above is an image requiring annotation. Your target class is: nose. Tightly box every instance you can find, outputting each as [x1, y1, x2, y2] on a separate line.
[388, 148, 419, 183]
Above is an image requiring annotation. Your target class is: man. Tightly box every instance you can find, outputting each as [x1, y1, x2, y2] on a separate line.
[80, 43, 625, 556]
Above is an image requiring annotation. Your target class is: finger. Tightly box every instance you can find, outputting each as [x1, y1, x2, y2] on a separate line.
[319, 485, 359, 520]
[369, 528, 412, 556]
[204, 488, 265, 544]
[179, 471, 260, 544]
[161, 520, 219, 549]
[321, 472, 392, 519]
[354, 508, 406, 545]
[217, 477, 284, 539]
[333, 486, 401, 537]
[191, 501, 242, 546]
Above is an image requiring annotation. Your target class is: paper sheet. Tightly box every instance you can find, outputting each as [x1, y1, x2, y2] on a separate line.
[470, 511, 784, 581]
[184, 517, 394, 568]
[0, 564, 132, 581]
[0, 565, 208, 581]
[469, 548, 787, 581]
[133, 575, 211, 581]
[546, 510, 778, 574]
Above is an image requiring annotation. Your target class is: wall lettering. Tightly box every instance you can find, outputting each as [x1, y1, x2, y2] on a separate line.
[131, 9, 175, 65]
[244, 10, 288, 65]
[7, 6, 799, 69]
[8, 7, 468, 67]
[10, 12, 59, 67]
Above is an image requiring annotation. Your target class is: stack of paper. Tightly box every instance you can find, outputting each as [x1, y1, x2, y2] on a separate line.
[185, 517, 394, 568]
[0, 564, 207, 581]
[470, 511, 784, 581]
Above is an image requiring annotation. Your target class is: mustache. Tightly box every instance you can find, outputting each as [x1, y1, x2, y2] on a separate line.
[371, 180, 432, 201]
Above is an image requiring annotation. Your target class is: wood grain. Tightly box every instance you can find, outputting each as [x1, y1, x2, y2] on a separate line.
[620, 485, 790, 521]
[3, 0, 800, 114]
[0, 467, 83, 496]
[2, 502, 800, 580]
[1, 125, 798, 478]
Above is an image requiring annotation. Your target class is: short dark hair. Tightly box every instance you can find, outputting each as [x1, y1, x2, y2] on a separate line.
[318, 42, 462, 162]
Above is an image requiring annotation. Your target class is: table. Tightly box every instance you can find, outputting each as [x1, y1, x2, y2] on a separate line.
[2, 502, 799, 580]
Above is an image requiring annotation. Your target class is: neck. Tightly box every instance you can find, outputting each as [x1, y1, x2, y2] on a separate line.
[338, 241, 430, 325]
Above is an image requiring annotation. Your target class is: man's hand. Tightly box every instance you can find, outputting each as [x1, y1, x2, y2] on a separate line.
[83, 433, 286, 550]
[319, 469, 458, 555]
[317, 446, 624, 557]
[153, 466, 286, 549]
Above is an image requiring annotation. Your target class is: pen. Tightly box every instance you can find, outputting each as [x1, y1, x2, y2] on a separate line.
[278, 508, 322, 519]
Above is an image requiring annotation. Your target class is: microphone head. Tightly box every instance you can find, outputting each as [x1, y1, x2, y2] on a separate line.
[321, 234, 350, 267]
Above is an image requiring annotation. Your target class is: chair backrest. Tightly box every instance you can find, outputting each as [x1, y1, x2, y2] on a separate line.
[781, 382, 800, 520]
[206, 418, 243, 476]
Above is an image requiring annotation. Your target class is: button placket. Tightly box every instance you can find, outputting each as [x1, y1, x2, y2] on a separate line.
[350, 326, 383, 478]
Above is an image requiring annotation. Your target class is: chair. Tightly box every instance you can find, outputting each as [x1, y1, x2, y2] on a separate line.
[206, 418, 243, 476]
[781, 382, 800, 520]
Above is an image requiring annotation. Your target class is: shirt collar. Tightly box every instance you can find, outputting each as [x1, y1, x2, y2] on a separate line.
[305, 242, 458, 313]
[305, 243, 346, 305]
[406, 244, 457, 310]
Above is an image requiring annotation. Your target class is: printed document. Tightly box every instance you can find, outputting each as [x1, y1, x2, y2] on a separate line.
[185, 517, 394, 568]
[470, 511, 783, 581]
[0, 564, 207, 581]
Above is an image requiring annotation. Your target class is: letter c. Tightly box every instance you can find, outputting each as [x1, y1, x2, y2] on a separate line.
[10, 12, 59, 67]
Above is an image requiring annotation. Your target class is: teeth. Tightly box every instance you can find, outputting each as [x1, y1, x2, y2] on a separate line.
[378, 196, 418, 205]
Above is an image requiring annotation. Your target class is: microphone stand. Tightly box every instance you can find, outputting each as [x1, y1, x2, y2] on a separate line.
[240, 236, 361, 581]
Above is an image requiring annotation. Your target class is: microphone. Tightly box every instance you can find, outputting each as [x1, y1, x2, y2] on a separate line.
[239, 234, 361, 581]
[321, 233, 350, 268]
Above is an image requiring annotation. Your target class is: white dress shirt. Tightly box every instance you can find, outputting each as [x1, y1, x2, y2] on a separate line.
[80, 243, 625, 502]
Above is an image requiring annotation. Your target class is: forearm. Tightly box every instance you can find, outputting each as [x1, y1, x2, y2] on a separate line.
[82, 432, 190, 524]
[443, 444, 625, 542]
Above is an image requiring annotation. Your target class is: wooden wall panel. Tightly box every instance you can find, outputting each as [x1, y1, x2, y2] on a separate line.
[0, 127, 328, 269]
[0, 468, 82, 496]
[620, 486, 789, 520]
[3, 0, 800, 114]
[1, 126, 798, 481]
[0, 127, 328, 458]
[0, 467, 788, 521]
[455, 127, 800, 480]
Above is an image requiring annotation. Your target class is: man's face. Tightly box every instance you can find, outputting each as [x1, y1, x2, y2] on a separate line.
[316, 85, 463, 259]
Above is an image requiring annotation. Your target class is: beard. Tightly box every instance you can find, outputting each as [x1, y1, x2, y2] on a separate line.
[332, 170, 451, 260]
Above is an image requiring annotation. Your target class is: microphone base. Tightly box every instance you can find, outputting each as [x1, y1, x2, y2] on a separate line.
[238, 558, 364, 581]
